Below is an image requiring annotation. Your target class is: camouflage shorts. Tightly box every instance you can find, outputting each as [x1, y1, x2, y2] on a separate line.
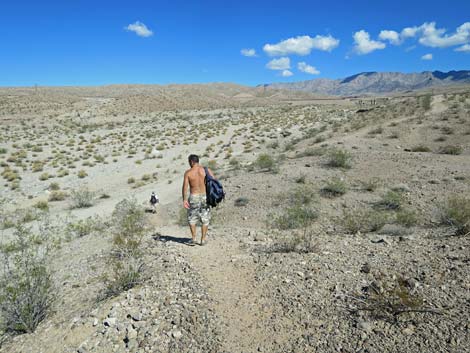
[188, 194, 211, 226]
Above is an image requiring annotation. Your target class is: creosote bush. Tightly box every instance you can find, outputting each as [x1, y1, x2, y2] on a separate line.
[104, 199, 148, 298]
[376, 190, 404, 210]
[0, 223, 54, 334]
[70, 188, 95, 209]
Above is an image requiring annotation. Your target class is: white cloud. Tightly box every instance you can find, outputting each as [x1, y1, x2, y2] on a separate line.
[353, 30, 386, 54]
[125, 21, 153, 37]
[297, 62, 320, 75]
[421, 53, 433, 60]
[266, 57, 291, 70]
[455, 43, 470, 52]
[379, 30, 401, 45]
[401, 26, 419, 39]
[419, 22, 470, 48]
[263, 34, 339, 56]
[241, 48, 257, 57]
[281, 70, 293, 77]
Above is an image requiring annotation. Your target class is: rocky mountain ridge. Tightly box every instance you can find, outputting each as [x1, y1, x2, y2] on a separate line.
[265, 70, 470, 96]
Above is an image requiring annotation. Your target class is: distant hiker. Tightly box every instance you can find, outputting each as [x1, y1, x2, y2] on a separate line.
[150, 192, 159, 213]
[182, 154, 215, 246]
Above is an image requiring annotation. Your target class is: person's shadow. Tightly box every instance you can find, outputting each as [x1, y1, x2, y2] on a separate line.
[153, 233, 194, 246]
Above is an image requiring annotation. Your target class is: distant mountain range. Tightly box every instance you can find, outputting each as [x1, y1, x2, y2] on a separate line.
[264, 70, 470, 96]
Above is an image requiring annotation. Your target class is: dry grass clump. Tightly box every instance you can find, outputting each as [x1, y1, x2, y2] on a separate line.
[395, 208, 418, 227]
[346, 271, 434, 322]
[440, 196, 470, 235]
[48, 191, 67, 202]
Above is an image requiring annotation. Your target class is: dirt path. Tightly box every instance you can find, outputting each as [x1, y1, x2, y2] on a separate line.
[157, 223, 282, 353]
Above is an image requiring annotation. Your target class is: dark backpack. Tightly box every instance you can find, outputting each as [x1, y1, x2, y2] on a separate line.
[204, 167, 225, 207]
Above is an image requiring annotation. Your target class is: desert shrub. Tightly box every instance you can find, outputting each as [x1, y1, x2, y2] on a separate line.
[376, 190, 403, 210]
[69, 188, 95, 209]
[346, 271, 429, 322]
[252, 153, 277, 173]
[279, 184, 316, 206]
[421, 94, 432, 111]
[273, 205, 318, 230]
[341, 208, 388, 234]
[395, 208, 418, 227]
[234, 197, 249, 207]
[269, 228, 319, 254]
[321, 177, 347, 197]
[296, 147, 325, 158]
[48, 191, 67, 202]
[104, 199, 148, 298]
[33, 200, 49, 211]
[127, 177, 135, 184]
[440, 196, 470, 235]
[438, 145, 462, 155]
[66, 216, 105, 238]
[326, 148, 352, 169]
[229, 157, 240, 169]
[410, 145, 431, 152]
[361, 178, 381, 192]
[207, 160, 218, 171]
[39, 173, 50, 181]
[0, 224, 54, 334]
[77, 170, 88, 178]
[48, 182, 60, 191]
[295, 174, 306, 184]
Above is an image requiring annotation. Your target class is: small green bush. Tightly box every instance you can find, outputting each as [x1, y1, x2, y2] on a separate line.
[376, 190, 403, 210]
[410, 145, 431, 152]
[326, 148, 352, 169]
[438, 145, 462, 155]
[273, 205, 318, 230]
[70, 188, 95, 209]
[253, 153, 277, 172]
[395, 208, 418, 227]
[48, 190, 67, 201]
[33, 200, 49, 211]
[440, 196, 470, 235]
[341, 209, 388, 234]
[321, 177, 347, 198]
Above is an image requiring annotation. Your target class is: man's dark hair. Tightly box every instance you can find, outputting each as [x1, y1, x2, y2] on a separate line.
[188, 154, 199, 164]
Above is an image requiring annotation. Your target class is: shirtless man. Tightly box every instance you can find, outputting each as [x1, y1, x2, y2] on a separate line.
[182, 154, 215, 246]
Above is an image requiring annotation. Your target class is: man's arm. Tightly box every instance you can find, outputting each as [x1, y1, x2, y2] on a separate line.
[182, 171, 190, 209]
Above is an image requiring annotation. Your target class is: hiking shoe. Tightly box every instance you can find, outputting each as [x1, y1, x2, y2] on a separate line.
[200, 239, 208, 246]
[187, 239, 196, 246]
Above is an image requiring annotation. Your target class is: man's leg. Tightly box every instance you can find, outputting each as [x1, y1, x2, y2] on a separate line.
[201, 224, 208, 244]
[189, 224, 197, 243]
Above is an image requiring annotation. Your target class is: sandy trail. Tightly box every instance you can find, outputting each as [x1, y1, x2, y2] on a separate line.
[154, 220, 278, 353]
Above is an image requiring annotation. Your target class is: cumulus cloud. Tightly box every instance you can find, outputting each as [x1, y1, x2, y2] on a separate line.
[401, 26, 420, 39]
[297, 62, 320, 75]
[266, 57, 291, 70]
[263, 35, 339, 56]
[455, 43, 470, 52]
[125, 21, 153, 37]
[419, 22, 470, 48]
[379, 30, 401, 45]
[421, 53, 433, 60]
[353, 30, 386, 54]
[281, 70, 293, 77]
[241, 48, 257, 57]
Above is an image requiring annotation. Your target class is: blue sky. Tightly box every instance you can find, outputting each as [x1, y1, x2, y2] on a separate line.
[1, 0, 469, 86]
